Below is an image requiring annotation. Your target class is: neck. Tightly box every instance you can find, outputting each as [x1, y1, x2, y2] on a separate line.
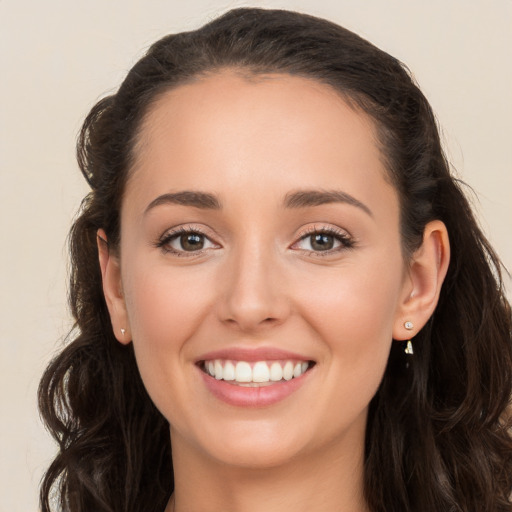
[166, 426, 370, 512]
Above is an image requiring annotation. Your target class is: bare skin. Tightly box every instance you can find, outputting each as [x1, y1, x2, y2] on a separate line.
[168, 418, 367, 512]
[98, 71, 449, 512]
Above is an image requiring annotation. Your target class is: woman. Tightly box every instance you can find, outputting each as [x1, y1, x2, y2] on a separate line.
[38, 7, 512, 512]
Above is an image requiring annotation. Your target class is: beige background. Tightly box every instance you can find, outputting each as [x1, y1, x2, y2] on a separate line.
[1, 1, 510, 510]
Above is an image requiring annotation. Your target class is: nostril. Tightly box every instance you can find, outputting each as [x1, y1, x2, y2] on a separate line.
[221, 315, 283, 332]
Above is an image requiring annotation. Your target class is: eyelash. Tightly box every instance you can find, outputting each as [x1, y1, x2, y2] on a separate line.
[155, 225, 355, 257]
[155, 226, 216, 257]
[293, 226, 355, 257]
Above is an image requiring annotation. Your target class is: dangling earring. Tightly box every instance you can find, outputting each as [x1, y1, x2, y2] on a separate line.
[404, 321, 414, 355]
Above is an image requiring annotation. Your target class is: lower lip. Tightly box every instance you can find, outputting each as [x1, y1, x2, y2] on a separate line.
[199, 367, 312, 407]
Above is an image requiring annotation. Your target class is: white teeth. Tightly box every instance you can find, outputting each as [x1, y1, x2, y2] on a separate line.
[269, 362, 283, 381]
[223, 361, 235, 381]
[235, 361, 252, 382]
[204, 359, 311, 383]
[283, 361, 294, 381]
[214, 360, 223, 380]
[252, 361, 270, 383]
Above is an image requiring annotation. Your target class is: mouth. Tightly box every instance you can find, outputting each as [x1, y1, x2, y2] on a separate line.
[198, 359, 316, 387]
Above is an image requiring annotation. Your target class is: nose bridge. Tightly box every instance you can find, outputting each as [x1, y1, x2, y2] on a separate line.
[218, 233, 288, 330]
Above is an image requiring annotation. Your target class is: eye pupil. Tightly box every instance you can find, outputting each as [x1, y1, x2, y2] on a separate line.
[311, 234, 334, 251]
[180, 233, 204, 251]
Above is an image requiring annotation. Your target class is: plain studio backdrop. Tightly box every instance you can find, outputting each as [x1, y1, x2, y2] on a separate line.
[0, 1, 510, 510]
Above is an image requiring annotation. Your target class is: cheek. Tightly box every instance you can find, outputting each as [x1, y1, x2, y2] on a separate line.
[292, 256, 403, 408]
[125, 264, 212, 341]
[121, 265, 213, 401]
[298, 256, 403, 342]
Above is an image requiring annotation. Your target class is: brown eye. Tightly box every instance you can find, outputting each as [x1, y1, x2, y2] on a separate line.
[180, 233, 205, 251]
[292, 228, 354, 254]
[310, 233, 335, 251]
[158, 229, 218, 255]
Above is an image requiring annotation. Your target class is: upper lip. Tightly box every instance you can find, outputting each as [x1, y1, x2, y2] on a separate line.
[197, 347, 313, 363]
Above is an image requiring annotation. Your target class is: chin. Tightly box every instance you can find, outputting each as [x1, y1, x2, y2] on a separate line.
[204, 434, 310, 470]
[169, 412, 316, 470]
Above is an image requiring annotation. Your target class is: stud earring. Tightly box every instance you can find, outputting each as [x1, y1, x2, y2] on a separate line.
[120, 328, 126, 335]
[404, 321, 413, 330]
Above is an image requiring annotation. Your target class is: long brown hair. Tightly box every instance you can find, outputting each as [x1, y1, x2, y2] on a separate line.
[39, 8, 512, 511]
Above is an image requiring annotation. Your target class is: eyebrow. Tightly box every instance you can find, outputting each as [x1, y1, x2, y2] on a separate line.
[283, 189, 373, 217]
[144, 191, 221, 214]
[144, 188, 372, 217]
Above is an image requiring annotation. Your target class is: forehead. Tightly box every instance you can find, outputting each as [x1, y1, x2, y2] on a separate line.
[135, 70, 380, 164]
[126, 71, 395, 217]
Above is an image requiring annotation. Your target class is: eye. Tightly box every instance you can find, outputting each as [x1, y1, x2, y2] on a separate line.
[292, 227, 354, 254]
[157, 228, 218, 255]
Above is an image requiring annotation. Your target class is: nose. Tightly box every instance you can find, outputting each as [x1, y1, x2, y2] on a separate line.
[216, 242, 290, 332]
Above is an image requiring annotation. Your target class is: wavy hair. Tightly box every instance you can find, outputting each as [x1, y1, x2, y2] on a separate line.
[38, 8, 512, 512]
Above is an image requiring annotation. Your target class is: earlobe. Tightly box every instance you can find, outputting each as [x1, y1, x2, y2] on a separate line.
[393, 220, 450, 341]
[97, 229, 131, 344]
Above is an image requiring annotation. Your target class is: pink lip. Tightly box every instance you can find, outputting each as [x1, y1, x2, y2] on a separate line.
[196, 347, 315, 407]
[198, 368, 312, 407]
[197, 347, 311, 363]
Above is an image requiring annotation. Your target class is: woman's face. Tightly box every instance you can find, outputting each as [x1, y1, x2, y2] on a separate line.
[112, 71, 412, 468]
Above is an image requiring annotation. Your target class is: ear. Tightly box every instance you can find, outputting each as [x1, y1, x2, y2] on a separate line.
[97, 229, 131, 344]
[393, 220, 450, 341]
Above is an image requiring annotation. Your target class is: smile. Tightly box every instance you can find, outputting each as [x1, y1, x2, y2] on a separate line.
[201, 359, 312, 385]
[196, 348, 316, 406]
